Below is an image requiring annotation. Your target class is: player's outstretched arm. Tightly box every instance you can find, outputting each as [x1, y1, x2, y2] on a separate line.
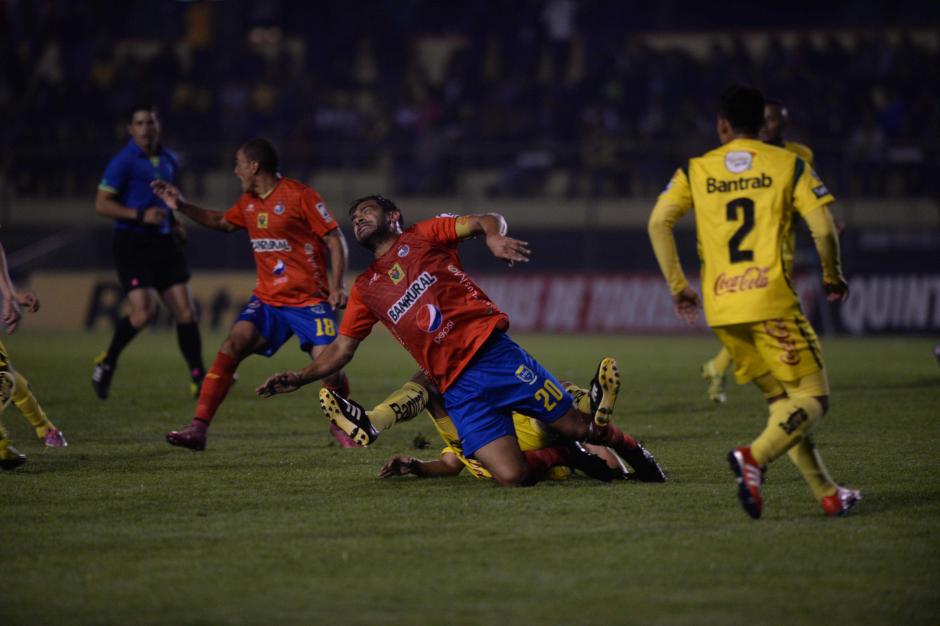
[378, 452, 465, 478]
[256, 334, 360, 398]
[150, 181, 238, 233]
[460, 213, 530, 265]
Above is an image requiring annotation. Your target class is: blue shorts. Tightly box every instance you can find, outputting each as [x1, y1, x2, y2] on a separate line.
[442, 332, 572, 457]
[236, 296, 338, 357]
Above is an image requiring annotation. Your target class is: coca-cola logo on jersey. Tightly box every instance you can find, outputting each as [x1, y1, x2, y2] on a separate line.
[713, 266, 769, 296]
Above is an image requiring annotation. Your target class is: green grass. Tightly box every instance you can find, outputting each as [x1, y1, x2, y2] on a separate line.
[2, 331, 939, 625]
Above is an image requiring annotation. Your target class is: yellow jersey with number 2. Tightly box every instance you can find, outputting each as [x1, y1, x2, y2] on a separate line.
[653, 137, 835, 326]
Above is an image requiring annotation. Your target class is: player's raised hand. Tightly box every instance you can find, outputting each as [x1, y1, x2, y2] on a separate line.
[672, 286, 701, 324]
[824, 278, 849, 303]
[150, 180, 183, 210]
[486, 234, 531, 266]
[256, 371, 304, 398]
[16, 291, 39, 313]
[2, 296, 22, 334]
[378, 455, 418, 478]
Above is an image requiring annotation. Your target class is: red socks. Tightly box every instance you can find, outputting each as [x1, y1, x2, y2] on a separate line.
[523, 446, 568, 482]
[193, 351, 238, 426]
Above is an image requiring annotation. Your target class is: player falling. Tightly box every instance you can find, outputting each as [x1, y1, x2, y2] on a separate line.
[257, 196, 665, 486]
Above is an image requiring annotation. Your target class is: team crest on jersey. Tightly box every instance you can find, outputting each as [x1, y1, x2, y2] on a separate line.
[257, 212, 269, 229]
[315, 202, 333, 223]
[397, 245, 410, 257]
[416, 304, 443, 332]
[388, 263, 405, 285]
[515, 365, 538, 385]
[273, 202, 285, 215]
[272, 259, 286, 275]
[725, 151, 754, 174]
[304, 243, 314, 255]
[247, 203, 256, 212]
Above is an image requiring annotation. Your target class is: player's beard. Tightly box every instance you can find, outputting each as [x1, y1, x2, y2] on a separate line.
[358, 220, 395, 253]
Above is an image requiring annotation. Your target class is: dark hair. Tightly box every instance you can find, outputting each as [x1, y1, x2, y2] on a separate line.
[348, 194, 404, 227]
[719, 85, 765, 135]
[129, 103, 158, 121]
[240, 138, 279, 174]
[764, 97, 785, 109]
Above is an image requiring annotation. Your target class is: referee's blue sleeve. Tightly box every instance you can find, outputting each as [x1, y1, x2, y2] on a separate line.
[99, 152, 130, 194]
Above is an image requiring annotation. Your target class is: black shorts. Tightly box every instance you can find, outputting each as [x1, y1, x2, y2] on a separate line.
[113, 230, 191, 294]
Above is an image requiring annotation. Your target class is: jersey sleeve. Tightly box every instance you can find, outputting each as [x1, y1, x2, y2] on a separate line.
[300, 188, 337, 237]
[648, 168, 694, 294]
[338, 284, 378, 340]
[792, 157, 835, 217]
[412, 216, 460, 246]
[223, 197, 247, 229]
[98, 153, 131, 194]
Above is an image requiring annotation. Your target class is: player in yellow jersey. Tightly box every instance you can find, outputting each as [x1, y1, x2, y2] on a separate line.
[1, 241, 67, 470]
[648, 85, 860, 518]
[700, 97, 815, 403]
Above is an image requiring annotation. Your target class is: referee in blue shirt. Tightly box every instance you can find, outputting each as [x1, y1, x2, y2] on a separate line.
[92, 104, 205, 400]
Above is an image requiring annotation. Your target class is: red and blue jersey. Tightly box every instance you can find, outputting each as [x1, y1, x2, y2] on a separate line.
[340, 216, 509, 392]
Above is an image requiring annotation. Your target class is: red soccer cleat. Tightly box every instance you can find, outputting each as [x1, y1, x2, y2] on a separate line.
[166, 423, 207, 451]
[821, 486, 862, 517]
[728, 446, 765, 519]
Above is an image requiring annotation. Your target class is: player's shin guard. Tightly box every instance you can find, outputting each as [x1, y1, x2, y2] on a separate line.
[11, 371, 55, 438]
[193, 351, 238, 426]
[750, 396, 824, 466]
[787, 435, 837, 500]
[368, 382, 428, 432]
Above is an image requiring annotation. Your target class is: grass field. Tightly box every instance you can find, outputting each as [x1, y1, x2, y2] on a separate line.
[2, 330, 939, 625]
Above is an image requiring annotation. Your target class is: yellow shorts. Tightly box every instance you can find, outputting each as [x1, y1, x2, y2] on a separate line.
[712, 313, 826, 386]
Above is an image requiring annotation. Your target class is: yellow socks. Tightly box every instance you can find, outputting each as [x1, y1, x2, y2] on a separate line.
[706, 347, 733, 376]
[12, 371, 55, 439]
[786, 436, 838, 500]
[368, 382, 428, 431]
[750, 396, 824, 465]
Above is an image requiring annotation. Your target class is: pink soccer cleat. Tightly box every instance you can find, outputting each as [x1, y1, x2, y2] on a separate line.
[43, 428, 68, 448]
[166, 423, 207, 451]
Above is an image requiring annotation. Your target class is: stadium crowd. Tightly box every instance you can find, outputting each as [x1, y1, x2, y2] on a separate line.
[2, 0, 937, 200]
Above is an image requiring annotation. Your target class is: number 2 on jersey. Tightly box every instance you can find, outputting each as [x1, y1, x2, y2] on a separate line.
[726, 197, 755, 263]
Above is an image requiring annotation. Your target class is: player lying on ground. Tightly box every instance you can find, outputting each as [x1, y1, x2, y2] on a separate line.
[1, 241, 67, 471]
[648, 84, 860, 518]
[151, 138, 356, 451]
[320, 360, 665, 482]
[258, 196, 666, 486]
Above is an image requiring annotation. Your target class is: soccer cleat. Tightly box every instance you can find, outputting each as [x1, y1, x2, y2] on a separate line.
[43, 428, 68, 448]
[319, 388, 377, 446]
[701, 362, 727, 404]
[92, 352, 114, 400]
[564, 441, 619, 482]
[165, 423, 207, 451]
[821, 486, 862, 517]
[0, 443, 27, 471]
[589, 357, 620, 426]
[621, 442, 667, 482]
[728, 447, 765, 519]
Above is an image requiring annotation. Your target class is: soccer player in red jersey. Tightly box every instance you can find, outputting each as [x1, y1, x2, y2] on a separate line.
[257, 195, 666, 485]
[151, 139, 354, 450]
